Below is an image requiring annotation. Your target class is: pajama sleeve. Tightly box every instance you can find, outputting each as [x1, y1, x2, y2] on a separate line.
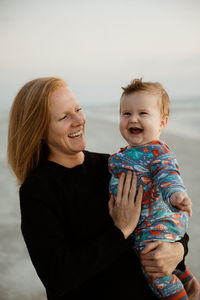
[149, 151, 187, 203]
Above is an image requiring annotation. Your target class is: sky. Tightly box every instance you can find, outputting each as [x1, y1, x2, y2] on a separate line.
[1, 0, 200, 110]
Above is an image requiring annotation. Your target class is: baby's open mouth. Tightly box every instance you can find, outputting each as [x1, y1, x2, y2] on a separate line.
[129, 127, 143, 134]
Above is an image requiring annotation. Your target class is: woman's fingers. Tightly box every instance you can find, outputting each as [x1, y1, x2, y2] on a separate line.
[140, 241, 162, 255]
[116, 172, 125, 204]
[108, 194, 115, 213]
[116, 171, 132, 204]
[116, 171, 142, 205]
[135, 184, 143, 208]
[122, 171, 133, 202]
[140, 241, 184, 278]
[128, 173, 137, 202]
[109, 171, 143, 238]
[130, 184, 143, 226]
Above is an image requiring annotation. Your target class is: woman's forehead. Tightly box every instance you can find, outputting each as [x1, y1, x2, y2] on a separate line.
[50, 87, 79, 109]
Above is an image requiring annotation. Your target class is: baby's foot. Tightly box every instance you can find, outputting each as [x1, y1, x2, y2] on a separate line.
[184, 276, 200, 300]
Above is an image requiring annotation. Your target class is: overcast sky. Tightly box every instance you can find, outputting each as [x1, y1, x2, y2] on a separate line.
[1, 0, 200, 110]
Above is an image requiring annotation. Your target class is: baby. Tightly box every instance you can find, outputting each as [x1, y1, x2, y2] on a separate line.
[109, 78, 194, 299]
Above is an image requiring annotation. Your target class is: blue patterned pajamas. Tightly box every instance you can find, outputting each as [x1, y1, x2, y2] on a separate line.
[109, 140, 193, 299]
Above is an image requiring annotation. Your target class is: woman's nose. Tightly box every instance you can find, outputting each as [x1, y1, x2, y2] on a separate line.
[72, 112, 85, 126]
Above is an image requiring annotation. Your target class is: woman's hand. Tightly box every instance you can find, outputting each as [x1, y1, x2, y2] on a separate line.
[140, 240, 184, 278]
[108, 171, 143, 239]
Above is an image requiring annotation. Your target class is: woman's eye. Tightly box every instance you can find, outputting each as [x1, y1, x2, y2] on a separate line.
[60, 115, 69, 120]
[59, 108, 82, 120]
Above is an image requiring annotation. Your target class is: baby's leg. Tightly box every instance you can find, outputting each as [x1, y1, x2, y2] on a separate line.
[142, 267, 188, 299]
[174, 267, 199, 300]
[134, 215, 190, 298]
[174, 266, 193, 286]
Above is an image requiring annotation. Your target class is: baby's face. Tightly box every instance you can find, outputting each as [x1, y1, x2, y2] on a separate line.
[120, 91, 168, 147]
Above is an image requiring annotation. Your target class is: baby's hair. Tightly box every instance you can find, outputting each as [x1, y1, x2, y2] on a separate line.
[121, 78, 170, 117]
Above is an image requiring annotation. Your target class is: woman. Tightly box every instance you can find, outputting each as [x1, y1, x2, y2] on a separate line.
[7, 77, 191, 299]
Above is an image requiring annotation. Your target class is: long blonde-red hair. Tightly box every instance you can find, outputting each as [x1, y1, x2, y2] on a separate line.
[7, 77, 67, 185]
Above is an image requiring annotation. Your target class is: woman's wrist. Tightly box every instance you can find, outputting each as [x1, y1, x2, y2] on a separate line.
[174, 241, 184, 262]
[178, 233, 189, 257]
[120, 228, 130, 239]
[175, 241, 187, 271]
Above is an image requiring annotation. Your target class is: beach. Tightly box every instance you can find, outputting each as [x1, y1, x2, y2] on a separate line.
[0, 105, 200, 299]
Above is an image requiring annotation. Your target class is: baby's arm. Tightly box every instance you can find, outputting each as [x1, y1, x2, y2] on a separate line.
[149, 144, 191, 213]
[170, 192, 192, 216]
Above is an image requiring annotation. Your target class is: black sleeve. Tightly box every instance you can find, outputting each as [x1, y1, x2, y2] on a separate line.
[176, 233, 189, 271]
[19, 177, 130, 298]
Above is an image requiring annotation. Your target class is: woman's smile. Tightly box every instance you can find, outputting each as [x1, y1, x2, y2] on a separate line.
[68, 129, 84, 138]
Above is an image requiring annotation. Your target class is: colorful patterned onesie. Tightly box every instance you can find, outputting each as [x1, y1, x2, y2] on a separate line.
[109, 140, 193, 299]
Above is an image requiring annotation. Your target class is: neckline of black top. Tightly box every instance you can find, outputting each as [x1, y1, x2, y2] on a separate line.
[42, 150, 89, 171]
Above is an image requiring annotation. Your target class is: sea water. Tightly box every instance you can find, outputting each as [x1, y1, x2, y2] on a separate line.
[84, 97, 200, 141]
[1, 98, 200, 162]
[167, 98, 200, 140]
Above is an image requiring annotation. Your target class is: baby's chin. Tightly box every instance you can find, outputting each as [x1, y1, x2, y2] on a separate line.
[127, 139, 158, 148]
[127, 143, 145, 148]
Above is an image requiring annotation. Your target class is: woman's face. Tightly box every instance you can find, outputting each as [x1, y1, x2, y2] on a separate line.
[47, 86, 86, 158]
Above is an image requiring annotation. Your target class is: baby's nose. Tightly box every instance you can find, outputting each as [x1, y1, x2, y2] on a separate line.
[129, 114, 138, 122]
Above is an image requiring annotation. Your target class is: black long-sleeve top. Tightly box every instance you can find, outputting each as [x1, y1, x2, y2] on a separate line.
[19, 151, 188, 300]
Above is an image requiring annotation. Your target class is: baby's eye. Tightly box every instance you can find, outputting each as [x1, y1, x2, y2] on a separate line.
[76, 107, 82, 112]
[123, 112, 131, 116]
[140, 111, 148, 115]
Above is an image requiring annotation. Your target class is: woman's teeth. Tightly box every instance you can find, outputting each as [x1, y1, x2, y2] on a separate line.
[68, 130, 82, 138]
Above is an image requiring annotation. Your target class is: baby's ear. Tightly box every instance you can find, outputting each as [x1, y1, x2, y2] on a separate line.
[161, 115, 168, 129]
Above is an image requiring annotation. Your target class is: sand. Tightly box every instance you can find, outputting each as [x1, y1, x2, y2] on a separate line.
[0, 110, 199, 299]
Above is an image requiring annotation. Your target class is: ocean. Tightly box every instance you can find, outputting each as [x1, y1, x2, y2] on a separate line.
[84, 97, 200, 140]
[1, 97, 200, 162]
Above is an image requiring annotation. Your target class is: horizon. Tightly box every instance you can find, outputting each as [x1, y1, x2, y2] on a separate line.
[1, 0, 200, 110]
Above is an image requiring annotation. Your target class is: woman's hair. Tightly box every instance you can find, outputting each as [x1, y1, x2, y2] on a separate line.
[7, 77, 67, 185]
[121, 78, 170, 117]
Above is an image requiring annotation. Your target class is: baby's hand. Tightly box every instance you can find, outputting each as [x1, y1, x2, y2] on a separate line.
[170, 192, 192, 217]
